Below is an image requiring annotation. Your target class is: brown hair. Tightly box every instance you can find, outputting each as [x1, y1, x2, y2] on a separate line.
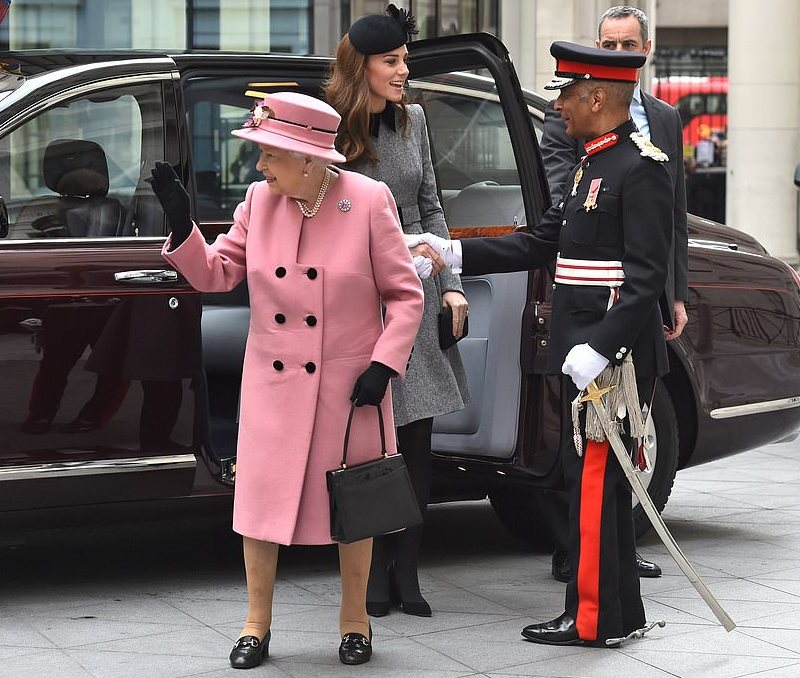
[323, 34, 409, 165]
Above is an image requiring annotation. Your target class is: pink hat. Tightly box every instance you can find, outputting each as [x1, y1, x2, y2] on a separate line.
[231, 92, 346, 164]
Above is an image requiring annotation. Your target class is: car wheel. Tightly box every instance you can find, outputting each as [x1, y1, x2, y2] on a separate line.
[632, 379, 679, 539]
[490, 380, 679, 548]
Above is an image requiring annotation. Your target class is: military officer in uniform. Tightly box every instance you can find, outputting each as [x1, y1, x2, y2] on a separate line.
[414, 42, 673, 647]
[541, 4, 690, 584]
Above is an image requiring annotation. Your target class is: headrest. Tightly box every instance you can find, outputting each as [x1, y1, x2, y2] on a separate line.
[43, 139, 110, 197]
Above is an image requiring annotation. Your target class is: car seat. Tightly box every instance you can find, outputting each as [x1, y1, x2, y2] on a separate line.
[16, 139, 125, 238]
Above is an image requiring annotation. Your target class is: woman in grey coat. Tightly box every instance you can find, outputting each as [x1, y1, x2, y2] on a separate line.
[325, 4, 469, 617]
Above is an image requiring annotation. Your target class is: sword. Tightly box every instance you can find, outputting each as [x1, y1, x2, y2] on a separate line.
[577, 381, 736, 633]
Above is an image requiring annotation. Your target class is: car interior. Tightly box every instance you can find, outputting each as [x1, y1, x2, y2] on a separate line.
[14, 138, 126, 239]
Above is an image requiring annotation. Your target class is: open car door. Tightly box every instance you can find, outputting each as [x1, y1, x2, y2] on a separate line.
[407, 34, 555, 468]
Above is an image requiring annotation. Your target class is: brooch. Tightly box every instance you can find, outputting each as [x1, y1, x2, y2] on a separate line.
[337, 198, 352, 212]
[244, 102, 269, 128]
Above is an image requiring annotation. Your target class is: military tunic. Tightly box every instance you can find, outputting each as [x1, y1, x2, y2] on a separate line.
[461, 118, 673, 643]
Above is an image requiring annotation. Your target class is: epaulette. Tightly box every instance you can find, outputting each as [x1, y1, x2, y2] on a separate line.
[630, 132, 668, 162]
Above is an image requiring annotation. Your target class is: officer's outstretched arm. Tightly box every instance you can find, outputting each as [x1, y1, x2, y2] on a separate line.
[458, 203, 562, 276]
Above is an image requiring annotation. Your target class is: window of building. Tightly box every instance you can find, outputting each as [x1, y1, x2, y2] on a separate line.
[0, 1, 312, 52]
[340, 0, 499, 41]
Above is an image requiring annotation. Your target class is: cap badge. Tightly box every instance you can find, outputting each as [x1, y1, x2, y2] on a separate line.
[630, 132, 669, 162]
[338, 198, 352, 212]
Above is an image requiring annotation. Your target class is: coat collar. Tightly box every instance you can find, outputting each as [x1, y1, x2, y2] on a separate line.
[369, 103, 397, 137]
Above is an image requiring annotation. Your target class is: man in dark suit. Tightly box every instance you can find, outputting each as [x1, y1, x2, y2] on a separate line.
[540, 4, 689, 583]
[416, 41, 673, 647]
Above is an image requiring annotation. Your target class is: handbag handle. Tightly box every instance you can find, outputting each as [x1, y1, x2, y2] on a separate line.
[340, 403, 387, 468]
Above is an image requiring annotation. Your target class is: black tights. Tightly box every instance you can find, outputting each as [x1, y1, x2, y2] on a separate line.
[367, 417, 433, 604]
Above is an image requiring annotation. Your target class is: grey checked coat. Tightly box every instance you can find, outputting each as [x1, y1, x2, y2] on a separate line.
[348, 104, 469, 426]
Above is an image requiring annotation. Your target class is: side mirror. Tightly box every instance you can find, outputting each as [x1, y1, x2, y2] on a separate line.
[0, 195, 8, 238]
[794, 162, 800, 188]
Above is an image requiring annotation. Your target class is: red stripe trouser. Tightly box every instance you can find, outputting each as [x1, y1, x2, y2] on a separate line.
[561, 377, 647, 642]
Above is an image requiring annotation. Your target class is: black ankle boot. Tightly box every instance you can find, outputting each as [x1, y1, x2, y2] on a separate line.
[366, 534, 394, 617]
[229, 630, 270, 669]
[392, 525, 431, 617]
[339, 625, 372, 665]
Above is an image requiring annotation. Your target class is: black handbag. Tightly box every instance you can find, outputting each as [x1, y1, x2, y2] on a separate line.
[326, 404, 423, 544]
[437, 305, 469, 350]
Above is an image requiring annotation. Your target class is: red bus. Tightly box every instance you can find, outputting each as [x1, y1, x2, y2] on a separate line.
[652, 76, 727, 161]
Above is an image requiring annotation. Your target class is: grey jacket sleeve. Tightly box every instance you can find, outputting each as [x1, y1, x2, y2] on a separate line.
[413, 104, 464, 295]
[540, 100, 579, 204]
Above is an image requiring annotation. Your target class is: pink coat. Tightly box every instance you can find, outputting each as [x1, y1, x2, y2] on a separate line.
[163, 170, 423, 544]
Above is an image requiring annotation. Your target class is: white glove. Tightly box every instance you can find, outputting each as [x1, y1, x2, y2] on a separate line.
[562, 343, 609, 391]
[417, 232, 463, 272]
[412, 255, 433, 279]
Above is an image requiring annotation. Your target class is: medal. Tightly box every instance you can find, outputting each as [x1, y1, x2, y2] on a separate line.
[583, 177, 602, 211]
[570, 164, 584, 197]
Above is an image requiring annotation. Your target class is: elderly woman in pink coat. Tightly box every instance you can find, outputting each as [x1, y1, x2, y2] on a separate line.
[150, 92, 423, 669]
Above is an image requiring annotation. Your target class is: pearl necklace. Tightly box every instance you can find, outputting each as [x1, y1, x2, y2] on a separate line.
[294, 169, 332, 218]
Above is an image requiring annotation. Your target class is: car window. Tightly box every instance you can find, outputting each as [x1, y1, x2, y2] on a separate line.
[409, 77, 528, 230]
[0, 82, 165, 241]
[183, 76, 320, 224]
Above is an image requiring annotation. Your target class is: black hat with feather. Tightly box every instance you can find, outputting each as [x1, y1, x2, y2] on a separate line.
[347, 3, 418, 55]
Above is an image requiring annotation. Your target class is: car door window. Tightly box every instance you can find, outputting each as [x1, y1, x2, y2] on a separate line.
[0, 83, 165, 241]
[409, 77, 527, 232]
[183, 76, 319, 224]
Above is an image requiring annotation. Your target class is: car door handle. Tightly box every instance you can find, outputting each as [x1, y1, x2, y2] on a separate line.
[114, 269, 179, 284]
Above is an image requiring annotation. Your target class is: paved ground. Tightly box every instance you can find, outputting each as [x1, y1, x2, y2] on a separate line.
[2, 438, 800, 678]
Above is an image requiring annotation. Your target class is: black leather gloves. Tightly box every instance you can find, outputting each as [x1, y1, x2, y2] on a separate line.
[149, 161, 192, 248]
[351, 362, 397, 407]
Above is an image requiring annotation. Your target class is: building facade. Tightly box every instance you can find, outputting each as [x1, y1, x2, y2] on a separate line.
[1, 0, 797, 263]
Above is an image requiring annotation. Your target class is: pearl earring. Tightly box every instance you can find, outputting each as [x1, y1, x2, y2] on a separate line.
[303, 169, 309, 177]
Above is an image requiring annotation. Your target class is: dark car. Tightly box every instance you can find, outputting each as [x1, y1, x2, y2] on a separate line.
[0, 35, 798, 547]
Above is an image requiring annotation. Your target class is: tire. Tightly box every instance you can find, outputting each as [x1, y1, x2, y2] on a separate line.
[632, 379, 679, 539]
[490, 380, 680, 546]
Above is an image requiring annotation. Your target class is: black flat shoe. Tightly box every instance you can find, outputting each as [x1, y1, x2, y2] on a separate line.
[229, 631, 270, 669]
[636, 553, 662, 578]
[521, 613, 619, 648]
[339, 626, 372, 665]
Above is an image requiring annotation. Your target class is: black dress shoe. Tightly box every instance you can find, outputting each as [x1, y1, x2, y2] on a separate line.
[551, 550, 662, 582]
[229, 632, 270, 669]
[521, 613, 618, 648]
[636, 553, 662, 578]
[551, 550, 570, 583]
[339, 626, 372, 665]
[521, 612, 583, 646]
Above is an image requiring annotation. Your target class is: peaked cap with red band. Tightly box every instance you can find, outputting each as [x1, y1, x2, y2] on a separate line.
[544, 41, 645, 90]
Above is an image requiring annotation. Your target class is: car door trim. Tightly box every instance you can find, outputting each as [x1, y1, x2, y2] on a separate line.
[710, 396, 800, 419]
[0, 70, 175, 136]
[0, 454, 196, 481]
